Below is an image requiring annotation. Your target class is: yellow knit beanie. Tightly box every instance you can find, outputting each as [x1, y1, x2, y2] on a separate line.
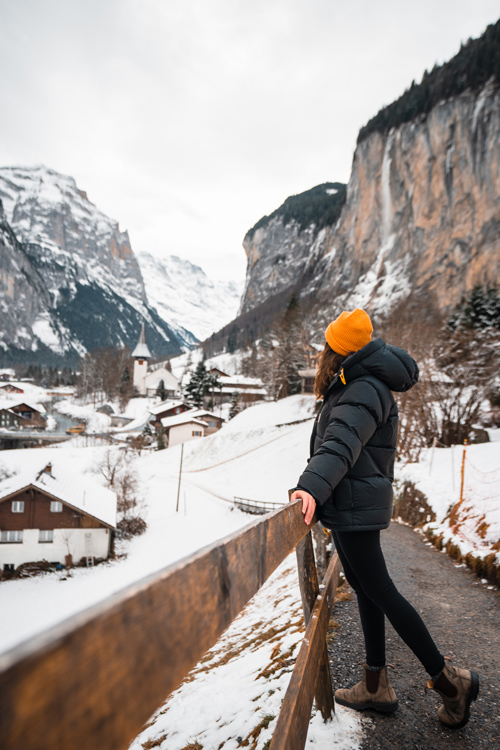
[325, 309, 373, 356]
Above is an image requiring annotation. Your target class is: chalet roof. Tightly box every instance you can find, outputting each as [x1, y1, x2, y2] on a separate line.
[298, 368, 318, 377]
[160, 413, 208, 429]
[0, 462, 117, 528]
[6, 400, 46, 414]
[187, 409, 224, 422]
[149, 399, 190, 416]
[132, 322, 151, 359]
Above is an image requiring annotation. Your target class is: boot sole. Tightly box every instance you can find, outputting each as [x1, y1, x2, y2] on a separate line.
[442, 671, 480, 730]
[335, 696, 399, 714]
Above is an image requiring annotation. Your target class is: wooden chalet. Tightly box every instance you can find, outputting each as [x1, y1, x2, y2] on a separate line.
[149, 399, 192, 429]
[8, 402, 47, 429]
[298, 368, 318, 395]
[185, 409, 224, 435]
[0, 408, 27, 429]
[0, 462, 116, 570]
[0, 383, 24, 394]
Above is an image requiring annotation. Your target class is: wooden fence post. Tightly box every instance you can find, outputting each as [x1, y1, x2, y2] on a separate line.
[295, 526, 335, 720]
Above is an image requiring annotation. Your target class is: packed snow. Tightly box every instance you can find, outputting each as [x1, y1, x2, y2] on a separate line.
[396, 436, 500, 565]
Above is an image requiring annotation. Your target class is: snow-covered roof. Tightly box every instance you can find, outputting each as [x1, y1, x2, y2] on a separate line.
[219, 375, 264, 387]
[144, 368, 179, 389]
[149, 399, 190, 416]
[160, 413, 208, 429]
[132, 322, 151, 359]
[187, 409, 224, 421]
[0, 461, 117, 528]
[5, 400, 46, 414]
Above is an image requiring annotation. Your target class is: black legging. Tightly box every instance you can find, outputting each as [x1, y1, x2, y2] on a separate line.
[332, 529, 444, 677]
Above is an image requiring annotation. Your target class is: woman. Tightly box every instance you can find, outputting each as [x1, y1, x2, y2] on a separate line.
[290, 308, 479, 729]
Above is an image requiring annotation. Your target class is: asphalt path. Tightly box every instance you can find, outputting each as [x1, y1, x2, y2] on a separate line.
[328, 522, 500, 749]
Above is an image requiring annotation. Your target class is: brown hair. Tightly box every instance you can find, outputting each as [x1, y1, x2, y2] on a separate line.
[314, 342, 350, 399]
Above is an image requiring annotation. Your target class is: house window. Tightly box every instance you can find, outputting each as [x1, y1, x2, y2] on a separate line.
[50, 501, 63, 512]
[12, 501, 25, 513]
[39, 530, 54, 543]
[3, 564, 15, 572]
[192, 430, 202, 437]
[0, 530, 23, 543]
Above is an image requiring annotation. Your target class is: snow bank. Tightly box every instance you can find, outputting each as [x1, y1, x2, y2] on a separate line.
[396, 439, 500, 564]
[131, 555, 363, 750]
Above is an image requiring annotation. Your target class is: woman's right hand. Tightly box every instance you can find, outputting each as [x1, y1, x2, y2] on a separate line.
[290, 490, 316, 526]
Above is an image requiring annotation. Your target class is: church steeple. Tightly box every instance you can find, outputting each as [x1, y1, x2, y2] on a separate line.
[132, 322, 151, 396]
[132, 321, 151, 360]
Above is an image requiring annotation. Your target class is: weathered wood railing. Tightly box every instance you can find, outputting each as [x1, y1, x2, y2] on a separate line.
[0, 500, 342, 750]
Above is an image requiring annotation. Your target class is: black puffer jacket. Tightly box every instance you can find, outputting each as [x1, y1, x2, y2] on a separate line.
[296, 338, 418, 532]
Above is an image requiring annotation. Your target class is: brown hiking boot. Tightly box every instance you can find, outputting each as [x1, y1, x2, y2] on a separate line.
[427, 661, 480, 729]
[335, 665, 398, 713]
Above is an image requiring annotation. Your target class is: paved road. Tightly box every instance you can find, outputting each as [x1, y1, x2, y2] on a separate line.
[328, 522, 500, 749]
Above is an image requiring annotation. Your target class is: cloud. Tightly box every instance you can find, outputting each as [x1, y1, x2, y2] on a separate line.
[0, 0, 499, 280]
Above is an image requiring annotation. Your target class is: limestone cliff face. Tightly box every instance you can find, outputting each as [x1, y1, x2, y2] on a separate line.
[240, 81, 500, 323]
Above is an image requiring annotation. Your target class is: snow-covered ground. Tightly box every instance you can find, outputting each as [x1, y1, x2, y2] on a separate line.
[396, 435, 500, 566]
[3, 392, 499, 748]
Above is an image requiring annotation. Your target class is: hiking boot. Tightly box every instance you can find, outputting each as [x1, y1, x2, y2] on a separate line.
[335, 664, 398, 713]
[427, 660, 479, 729]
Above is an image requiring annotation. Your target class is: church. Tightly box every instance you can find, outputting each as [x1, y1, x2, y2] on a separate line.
[132, 323, 180, 398]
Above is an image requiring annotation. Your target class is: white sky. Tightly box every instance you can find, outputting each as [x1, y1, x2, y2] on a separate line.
[0, 0, 498, 282]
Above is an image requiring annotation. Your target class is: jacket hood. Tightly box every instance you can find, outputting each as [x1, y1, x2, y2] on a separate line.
[336, 338, 419, 393]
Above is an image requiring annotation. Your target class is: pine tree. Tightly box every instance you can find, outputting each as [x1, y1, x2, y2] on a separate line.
[156, 379, 167, 401]
[184, 360, 209, 407]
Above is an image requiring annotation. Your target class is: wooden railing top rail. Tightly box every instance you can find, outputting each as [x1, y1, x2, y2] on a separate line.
[0, 500, 315, 750]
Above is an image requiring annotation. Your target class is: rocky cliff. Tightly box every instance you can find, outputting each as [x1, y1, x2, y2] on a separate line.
[238, 24, 500, 330]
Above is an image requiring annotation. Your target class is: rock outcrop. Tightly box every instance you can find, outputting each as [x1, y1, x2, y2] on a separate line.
[239, 81, 500, 327]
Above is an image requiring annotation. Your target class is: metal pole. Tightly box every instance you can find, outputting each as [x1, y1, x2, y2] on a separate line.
[429, 436, 437, 476]
[451, 444, 455, 491]
[459, 439, 468, 505]
[176, 442, 184, 513]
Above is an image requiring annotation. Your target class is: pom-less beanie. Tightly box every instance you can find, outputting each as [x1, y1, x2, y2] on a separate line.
[325, 309, 373, 355]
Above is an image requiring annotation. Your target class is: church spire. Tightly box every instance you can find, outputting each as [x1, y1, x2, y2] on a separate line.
[132, 321, 151, 359]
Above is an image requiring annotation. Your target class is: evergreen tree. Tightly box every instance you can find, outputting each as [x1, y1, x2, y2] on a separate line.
[156, 379, 167, 401]
[184, 360, 209, 407]
[229, 391, 242, 420]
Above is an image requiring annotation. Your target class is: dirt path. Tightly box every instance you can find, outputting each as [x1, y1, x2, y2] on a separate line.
[328, 522, 500, 749]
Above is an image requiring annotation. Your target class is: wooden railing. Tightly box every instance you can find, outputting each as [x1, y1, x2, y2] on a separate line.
[0, 500, 342, 750]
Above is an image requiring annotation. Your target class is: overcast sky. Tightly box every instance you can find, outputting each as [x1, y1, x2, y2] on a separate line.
[0, 1, 498, 282]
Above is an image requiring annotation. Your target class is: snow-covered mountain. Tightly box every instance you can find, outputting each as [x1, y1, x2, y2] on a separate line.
[137, 251, 243, 343]
[0, 166, 193, 362]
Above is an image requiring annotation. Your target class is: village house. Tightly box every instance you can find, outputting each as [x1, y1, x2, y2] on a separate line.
[298, 368, 318, 395]
[208, 373, 268, 406]
[149, 399, 193, 430]
[159, 412, 208, 448]
[144, 366, 179, 399]
[0, 383, 24, 394]
[0, 462, 116, 571]
[185, 409, 224, 435]
[8, 402, 47, 429]
[0, 408, 27, 430]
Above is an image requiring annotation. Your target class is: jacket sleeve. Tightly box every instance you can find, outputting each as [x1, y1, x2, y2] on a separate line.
[295, 379, 384, 505]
